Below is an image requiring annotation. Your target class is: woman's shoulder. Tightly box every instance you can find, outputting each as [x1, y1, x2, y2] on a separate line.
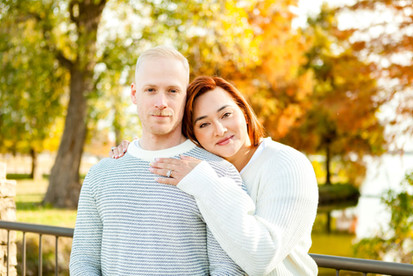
[257, 138, 318, 192]
[261, 138, 308, 159]
[257, 138, 313, 172]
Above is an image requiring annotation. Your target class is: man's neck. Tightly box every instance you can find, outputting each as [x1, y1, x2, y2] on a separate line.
[139, 133, 187, 151]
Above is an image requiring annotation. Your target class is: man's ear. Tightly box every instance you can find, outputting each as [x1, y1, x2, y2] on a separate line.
[131, 83, 137, 104]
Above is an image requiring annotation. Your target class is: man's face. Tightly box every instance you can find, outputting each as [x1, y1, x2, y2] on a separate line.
[131, 57, 188, 137]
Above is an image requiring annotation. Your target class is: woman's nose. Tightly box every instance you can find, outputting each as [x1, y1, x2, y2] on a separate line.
[214, 122, 227, 136]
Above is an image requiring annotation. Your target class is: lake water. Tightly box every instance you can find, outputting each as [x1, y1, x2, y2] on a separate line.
[335, 152, 413, 239]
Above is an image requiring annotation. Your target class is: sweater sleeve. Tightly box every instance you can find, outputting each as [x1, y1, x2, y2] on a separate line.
[177, 152, 318, 275]
[69, 168, 103, 276]
[206, 225, 245, 275]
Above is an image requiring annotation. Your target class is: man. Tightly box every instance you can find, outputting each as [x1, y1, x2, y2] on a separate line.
[69, 46, 245, 275]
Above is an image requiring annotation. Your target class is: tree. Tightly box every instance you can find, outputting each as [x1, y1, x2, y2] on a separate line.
[43, 0, 107, 208]
[354, 171, 413, 263]
[1, 0, 327, 207]
[2, 0, 266, 207]
[283, 4, 388, 232]
[0, 5, 65, 179]
[285, 4, 387, 186]
[341, 0, 413, 145]
[238, 0, 315, 140]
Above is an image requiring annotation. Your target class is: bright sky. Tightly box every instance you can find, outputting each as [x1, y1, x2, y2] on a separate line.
[292, 0, 355, 28]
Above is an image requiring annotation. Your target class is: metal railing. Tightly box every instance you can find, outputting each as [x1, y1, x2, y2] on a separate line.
[1, 220, 413, 276]
[0, 220, 73, 276]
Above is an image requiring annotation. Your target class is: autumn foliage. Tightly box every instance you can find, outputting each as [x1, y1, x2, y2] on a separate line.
[1, 0, 411, 207]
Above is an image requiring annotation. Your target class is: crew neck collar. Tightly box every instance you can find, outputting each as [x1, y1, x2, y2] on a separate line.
[127, 139, 196, 161]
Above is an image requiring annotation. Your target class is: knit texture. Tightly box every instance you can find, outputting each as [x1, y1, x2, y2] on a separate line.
[69, 139, 245, 276]
[178, 138, 319, 275]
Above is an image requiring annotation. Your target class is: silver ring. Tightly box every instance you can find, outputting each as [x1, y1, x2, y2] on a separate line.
[166, 169, 172, 178]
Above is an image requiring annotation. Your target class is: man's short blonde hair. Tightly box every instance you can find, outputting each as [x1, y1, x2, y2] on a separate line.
[135, 45, 190, 83]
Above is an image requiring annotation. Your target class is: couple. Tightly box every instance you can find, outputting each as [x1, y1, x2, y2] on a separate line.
[70, 46, 319, 275]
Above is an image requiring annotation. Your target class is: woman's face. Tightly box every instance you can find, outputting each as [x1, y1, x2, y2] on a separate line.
[192, 87, 250, 160]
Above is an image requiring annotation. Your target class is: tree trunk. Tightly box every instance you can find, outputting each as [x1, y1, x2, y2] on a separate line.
[325, 142, 332, 233]
[44, 70, 88, 208]
[325, 142, 331, 185]
[43, 0, 107, 208]
[29, 148, 39, 180]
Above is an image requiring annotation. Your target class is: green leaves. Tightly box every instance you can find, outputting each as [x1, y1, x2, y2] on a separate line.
[354, 171, 413, 263]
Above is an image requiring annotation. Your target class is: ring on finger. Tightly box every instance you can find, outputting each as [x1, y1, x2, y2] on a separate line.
[166, 169, 172, 178]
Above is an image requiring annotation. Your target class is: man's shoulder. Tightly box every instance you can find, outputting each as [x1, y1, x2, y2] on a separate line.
[188, 147, 231, 166]
[85, 157, 127, 181]
[187, 147, 240, 178]
[89, 157, 116, 171]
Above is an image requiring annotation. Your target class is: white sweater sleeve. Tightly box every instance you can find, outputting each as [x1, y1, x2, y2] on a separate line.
[178, 151, 318, 275]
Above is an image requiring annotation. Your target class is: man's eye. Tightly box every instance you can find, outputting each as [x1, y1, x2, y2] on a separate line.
[170, 89, 178, 93]
[147, 88, 155, 92]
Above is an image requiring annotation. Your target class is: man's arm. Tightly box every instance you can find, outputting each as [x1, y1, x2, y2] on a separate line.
[69, 168, 103, 276]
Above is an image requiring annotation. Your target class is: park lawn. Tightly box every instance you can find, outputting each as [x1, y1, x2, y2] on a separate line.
[310, 232, 355, 256]
[15, 178, 77, 228]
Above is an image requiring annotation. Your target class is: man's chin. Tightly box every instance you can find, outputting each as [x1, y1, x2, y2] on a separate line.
[149, 127, 176, 136]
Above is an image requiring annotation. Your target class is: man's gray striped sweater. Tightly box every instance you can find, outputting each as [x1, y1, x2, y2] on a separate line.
[69, 139, 245, 275]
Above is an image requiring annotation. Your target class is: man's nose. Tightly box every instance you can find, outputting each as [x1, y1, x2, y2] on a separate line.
[154, 93, 167, 109]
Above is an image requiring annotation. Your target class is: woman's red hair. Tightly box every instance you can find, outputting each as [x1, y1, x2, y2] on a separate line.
[183, 76, 265, 147]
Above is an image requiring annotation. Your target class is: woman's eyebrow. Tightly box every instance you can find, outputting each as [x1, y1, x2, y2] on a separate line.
[193, 105, 230, 124]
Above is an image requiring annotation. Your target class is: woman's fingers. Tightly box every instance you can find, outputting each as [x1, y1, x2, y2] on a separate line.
[149, 167, 172, 177]
[110, 140, 131, 159]
[149, 156, 202, 185]
[156, 176, 179, 186]
[120, 140, 130, 153]
[180, 155, 197, 161]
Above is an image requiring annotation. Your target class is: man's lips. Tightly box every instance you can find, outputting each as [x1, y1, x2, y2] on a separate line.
[216, 135, 234, 146]
[151, 113, 172, 118]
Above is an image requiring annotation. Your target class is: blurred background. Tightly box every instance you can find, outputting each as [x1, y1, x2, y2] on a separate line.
[0, 0, 412, 274]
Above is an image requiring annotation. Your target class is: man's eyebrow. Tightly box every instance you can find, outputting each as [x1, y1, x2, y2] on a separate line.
[167, 85, 182, 90]
[193, 105, 230, 124]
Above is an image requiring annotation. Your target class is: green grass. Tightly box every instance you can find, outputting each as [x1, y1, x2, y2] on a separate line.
[15, 178, 77, 227]
[311, 232, 355, 256]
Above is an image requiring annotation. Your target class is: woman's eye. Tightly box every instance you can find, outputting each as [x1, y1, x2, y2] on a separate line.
[199, 123, 209, 128]
[222, 112, 232, 118]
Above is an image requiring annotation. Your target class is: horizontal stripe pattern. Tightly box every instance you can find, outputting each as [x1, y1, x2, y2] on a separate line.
[70, 141, 245, 275]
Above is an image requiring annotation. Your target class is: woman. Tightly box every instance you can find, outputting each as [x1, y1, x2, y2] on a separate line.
[111, 76, 319, 275]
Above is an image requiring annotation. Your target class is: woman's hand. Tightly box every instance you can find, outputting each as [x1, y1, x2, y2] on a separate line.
[149, 156, 202, 186]
[110, 140, 130, 159]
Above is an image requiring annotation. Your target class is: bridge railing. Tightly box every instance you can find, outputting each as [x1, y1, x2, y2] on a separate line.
[1, 220, 413, 276]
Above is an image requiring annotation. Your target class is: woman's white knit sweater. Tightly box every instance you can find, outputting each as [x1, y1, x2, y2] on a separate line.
[178, 138, 319, 275]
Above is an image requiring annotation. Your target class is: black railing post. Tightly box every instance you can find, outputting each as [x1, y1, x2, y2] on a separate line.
[38, 234, 42, 276]
[22, 232, 26, 276]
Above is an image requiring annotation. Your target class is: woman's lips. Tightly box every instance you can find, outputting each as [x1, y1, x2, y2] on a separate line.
[217, 135, 234, 146]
